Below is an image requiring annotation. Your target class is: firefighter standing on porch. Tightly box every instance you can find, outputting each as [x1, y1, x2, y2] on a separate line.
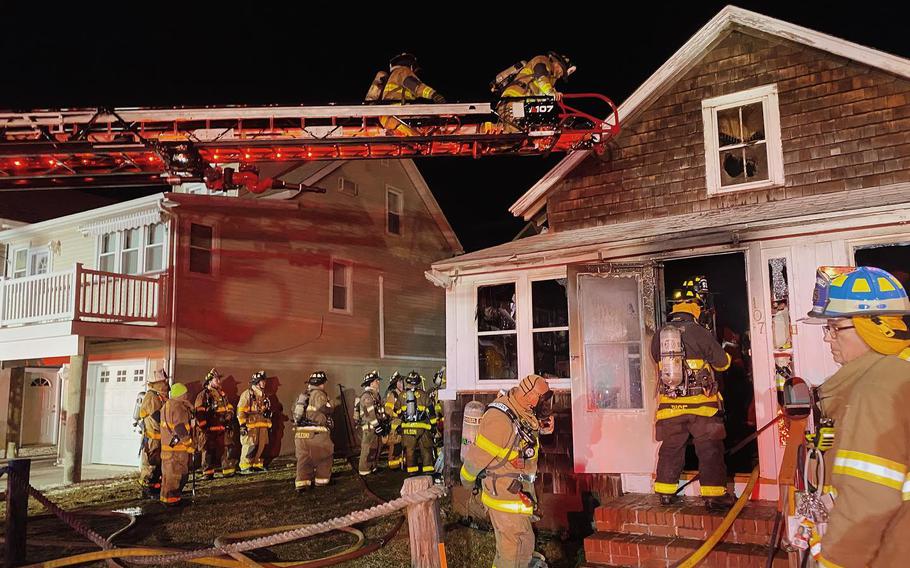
[194, 368, 237, 479]
[650, 293, 735, 510]
[460, 374, 554, 568]
[357, 370, 388, 476]
[137, 369, 169, 499]
[798, 266, 910, 568]
[396, 371, 438, 475]
[237, 370, 272, 474]
[159, 382, 195, 506]
[384, 371, 405, 470]
[293, 371, 335, 492]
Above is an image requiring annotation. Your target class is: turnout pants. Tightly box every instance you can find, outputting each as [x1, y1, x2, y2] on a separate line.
[138, 438, 161, 492]
[160, 450, 191, 504]
[240, 426, 268, 471]
[201, 428, 238, 477]
[402, 429, 435, 474]
[358, 429, 379, 475]
[385, 429, 403, 469]
[294, 430, 334, 488]
[488, 508, 535, 568]
[654, 414, 728, 497]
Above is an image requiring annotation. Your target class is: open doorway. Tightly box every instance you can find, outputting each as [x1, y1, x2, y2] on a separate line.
[854, 242, 910, 289]
[660, 252, 756, 474]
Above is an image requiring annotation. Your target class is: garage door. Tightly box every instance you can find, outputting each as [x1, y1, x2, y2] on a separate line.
[91, 363, 147, 466]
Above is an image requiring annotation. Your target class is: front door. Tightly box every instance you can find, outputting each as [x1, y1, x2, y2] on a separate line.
[21, 372, 58, 445]
[568, 263, 659, 475]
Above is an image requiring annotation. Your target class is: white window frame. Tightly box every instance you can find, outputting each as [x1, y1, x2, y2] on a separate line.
[475, 279, 519, 383]
[187, 221, 217, 277]
[144, 222, 167, 273]
[530, 276, 571, 380]
[338, 176, 359, 197]
[329, 258, 353, 315]
[95, 222, 169, 275]
[386, 186, 403, 236]
[702, 84, 784, 195]
[10, 247, 28, 278]
[8, 246, 51, 278]
[468, 267, 572, 391]
[120, 227, 141, 275]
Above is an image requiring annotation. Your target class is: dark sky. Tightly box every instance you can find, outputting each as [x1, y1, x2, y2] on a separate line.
[1, 2, 906, 251]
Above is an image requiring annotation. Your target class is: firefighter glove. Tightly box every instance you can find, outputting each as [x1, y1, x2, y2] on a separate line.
[432, 93, 446, 104]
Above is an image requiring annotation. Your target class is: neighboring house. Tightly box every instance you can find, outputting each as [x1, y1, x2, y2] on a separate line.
[0, 159, 461, 478]
[429, 4, 910, 532]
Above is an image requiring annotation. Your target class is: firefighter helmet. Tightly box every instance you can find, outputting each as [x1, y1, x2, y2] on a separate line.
[362, 370, 381, 388]
[405, 370, 422, 386]
[308, 371, 327, 386]
[548, 51, 576, 79]
[805, 266, 910, 320]
[250, 370, 267, 385]
[204, 368, 222, 384]
[170, 382, 188, 398]
[389, 371, 403, 387]
[390, 52, 419, 72]
[150, 368, 169, 384]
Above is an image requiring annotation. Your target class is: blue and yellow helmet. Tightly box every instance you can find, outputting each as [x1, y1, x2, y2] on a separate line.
[806, 266, 910, 320]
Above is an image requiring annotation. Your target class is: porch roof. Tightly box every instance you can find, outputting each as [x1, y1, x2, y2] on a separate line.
[432, 182, 910, 274]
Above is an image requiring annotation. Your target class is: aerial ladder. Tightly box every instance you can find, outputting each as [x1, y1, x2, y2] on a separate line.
[0, 94, 618, 193]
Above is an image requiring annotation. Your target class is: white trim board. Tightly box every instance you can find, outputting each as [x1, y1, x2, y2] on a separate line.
[509, 5, 910, 221]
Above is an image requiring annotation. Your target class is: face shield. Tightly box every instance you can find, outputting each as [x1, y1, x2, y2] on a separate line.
[535, 389, 555, 435]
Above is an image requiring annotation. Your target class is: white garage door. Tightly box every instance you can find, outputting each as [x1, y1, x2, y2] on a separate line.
[91, 363, 147, 466]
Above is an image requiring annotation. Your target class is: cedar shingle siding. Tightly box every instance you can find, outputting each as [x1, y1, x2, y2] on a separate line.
[549, 31, 910, 231]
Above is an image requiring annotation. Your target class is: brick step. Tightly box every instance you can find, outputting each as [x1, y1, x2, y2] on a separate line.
[584, 531, 789, 568]
[594, 493, 778, 546]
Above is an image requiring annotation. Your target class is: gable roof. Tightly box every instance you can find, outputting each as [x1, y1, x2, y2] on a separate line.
[509, 4, 910, 221]
[263, 160, 463, 255]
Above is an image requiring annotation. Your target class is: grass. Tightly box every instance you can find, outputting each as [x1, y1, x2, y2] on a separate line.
[3, 458, 581, 568]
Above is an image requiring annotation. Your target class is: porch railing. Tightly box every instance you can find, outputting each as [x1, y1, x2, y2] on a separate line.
[0, 264, 168, 328]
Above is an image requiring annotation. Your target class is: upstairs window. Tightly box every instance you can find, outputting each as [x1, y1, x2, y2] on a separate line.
[189, 223, 213, 274]
[338, 177, 359, 197]
[145, 223, 166, 273]
[387, 187, 403, 235]
[11, 249, 28, 278]
[96, 222, 167, 275]
[702, 84, 784, 194]
[330, 259, 352, 313]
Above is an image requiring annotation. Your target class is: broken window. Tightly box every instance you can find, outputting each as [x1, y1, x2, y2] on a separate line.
[477, 283, 518, 380]
[532, 279, 569, 379]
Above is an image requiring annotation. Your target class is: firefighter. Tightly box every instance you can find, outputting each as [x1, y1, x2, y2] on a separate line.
[384, 371, 405, 470]
[237, 370, 272, 474]
[356, 370, 389, 475]
[460, 374, 554, 568]
[293, 371, 335, 492]
[159, 382, 195, 506]
[137, 369, 169, 499]
[493, 52, 576, 132]
[193, 368, 237, 480]
[650, 295, 735, 510]
[365, 53, 446, 136]
[797, 266, 910, 567]
[396, 371, 437, 475]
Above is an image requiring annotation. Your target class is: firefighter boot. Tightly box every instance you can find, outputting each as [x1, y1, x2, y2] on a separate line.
[704, 492, 736, 511]
[659, 494, 678, 506]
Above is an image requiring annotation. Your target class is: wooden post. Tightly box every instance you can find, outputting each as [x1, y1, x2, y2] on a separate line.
[5, 458, 31, 567]
[63, 351, 87, 484]
[401, 475, 442, 568]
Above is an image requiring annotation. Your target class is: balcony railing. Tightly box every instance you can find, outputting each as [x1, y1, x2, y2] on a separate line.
[0, 264, 168, 328]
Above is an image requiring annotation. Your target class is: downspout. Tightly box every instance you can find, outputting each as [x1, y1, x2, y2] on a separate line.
[378, 275, 385, 359]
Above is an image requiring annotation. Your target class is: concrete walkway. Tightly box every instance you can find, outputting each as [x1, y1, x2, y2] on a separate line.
[0, 455, 134, 491]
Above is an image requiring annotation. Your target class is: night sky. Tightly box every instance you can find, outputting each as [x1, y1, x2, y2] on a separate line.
[1, 2, 906, 252]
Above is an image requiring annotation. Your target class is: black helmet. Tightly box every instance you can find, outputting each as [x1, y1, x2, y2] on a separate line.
[390, 52, 419, 72]
[362, 370, 382, 388]
[204, 368, 223, 385]
[250, 370, 267, 385]
[547, 51, 576, 80]
[389, 371, 403, 387]
[308, 371, 327, 386]
[405, 370, 422, 386]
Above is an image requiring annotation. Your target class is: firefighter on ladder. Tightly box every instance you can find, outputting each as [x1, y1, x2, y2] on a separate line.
[384, 371, 405, 470]
[396, 371, 437, 475]
[365, 53, 446, 136]
[293, 371, 335, 492]
[194, 368, 237, 480]
[159, 382, 195, 506]
[237, 370, 272, 474]
[797, 266, 910, 568]
[357, 370, 389, 476]
[492, 52, 576, 132]
[137, 369, 169, 500]
[650, 292, 736, 511]
[460, 374, 554, 568]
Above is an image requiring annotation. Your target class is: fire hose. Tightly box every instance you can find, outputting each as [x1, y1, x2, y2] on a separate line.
[20, 473, 442, 568]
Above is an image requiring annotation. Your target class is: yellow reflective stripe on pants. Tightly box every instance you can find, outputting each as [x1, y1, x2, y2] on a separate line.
[700, 485, 726, 497]
[903, 473, 910, 501]
[402, 422, 431, 430]
[481, 491, 534, 515]
[655, 405, 719, 420]
[654, 481, 678, 495]
[460, 465, 477, 483]
[833, 449, 907, 491]
[296, 480, 312, 488]
[475, 433, 519, 461]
